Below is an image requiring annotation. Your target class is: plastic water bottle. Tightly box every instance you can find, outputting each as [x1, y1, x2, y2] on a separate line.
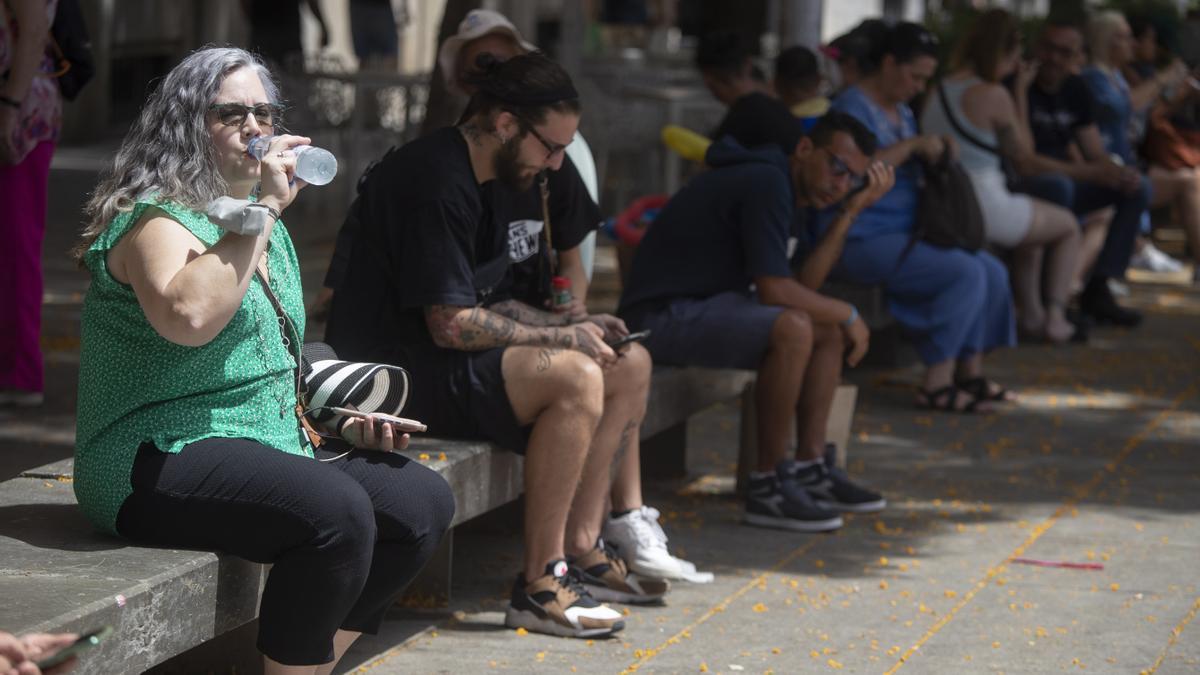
[247, 135, 338, 186]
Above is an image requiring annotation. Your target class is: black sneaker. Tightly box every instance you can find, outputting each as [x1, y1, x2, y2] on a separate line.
[743, 470, 843, 532]
[794, 451, 887, 513]
[1081, 277, 1142, 327]
[504, 559, 625, 638]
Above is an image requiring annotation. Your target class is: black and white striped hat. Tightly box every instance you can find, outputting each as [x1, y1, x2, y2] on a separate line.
[301, 342, 410, 424]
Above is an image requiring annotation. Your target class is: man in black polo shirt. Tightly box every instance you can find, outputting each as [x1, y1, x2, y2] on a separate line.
[620, 113, 894, 533]
[326, 54, 666, 639]
[1008, 19, 1150, 326]
[697, 30, 805, 153]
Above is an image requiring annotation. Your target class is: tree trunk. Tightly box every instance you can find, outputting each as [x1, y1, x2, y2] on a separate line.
[420, 0, 482, 136]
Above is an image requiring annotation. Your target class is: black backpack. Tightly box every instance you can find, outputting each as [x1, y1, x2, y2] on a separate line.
[48, 0, 94, 100]
[914, 152, 985, 252]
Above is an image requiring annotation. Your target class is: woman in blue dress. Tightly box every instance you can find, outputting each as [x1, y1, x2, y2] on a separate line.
[827, 23, 1017, 411]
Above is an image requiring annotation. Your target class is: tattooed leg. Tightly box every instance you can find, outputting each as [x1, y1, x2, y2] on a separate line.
[564, 344, 652, 556]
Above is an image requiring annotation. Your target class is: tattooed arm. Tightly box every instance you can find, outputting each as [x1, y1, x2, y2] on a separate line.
[491, 298, 631, 342]
[425, 304, 616, 365]
[488, 299, 574, 327]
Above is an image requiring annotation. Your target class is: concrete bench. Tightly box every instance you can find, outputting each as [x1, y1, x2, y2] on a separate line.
[0, 438, 518, 675]
[0, 366, 797, 673]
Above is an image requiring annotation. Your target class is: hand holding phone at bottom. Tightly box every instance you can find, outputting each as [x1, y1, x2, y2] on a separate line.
[330, 407, 425, 453]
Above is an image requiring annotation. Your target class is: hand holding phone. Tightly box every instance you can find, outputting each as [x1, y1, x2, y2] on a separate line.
[330, 407, 427, 433]
[34, 626, 112, 670]
[606, 330, 651, 350]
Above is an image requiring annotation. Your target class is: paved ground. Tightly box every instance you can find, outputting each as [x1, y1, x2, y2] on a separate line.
[4, 148, 1198, 674]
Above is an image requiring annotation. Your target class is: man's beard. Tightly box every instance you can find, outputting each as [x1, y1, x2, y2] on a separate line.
[494, 136, 537, 192]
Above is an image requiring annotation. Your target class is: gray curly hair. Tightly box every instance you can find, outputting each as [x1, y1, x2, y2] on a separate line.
[74, 46, 281, 262]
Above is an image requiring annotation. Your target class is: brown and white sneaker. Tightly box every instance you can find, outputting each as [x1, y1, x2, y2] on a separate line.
[504, 560, 625, 638]
[569, 539, 670, 604]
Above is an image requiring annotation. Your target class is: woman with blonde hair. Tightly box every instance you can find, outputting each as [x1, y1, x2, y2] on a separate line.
[1088, 9, 1200, 281]
[922, 8, 1083, 343]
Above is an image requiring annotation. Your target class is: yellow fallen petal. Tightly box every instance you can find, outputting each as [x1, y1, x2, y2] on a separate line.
[1110, 583, 1120, 592]
[515, 628, 528, 636]
[879, 580, 889, 590]
[699, 664, 708, 673]
[828, 658, 844, 669]
[418, 453, 430, 460]
[753, 602, 769, 613]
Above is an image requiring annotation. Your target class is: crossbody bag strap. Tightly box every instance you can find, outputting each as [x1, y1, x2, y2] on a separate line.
[937, 80, 1002, 156]
[537, 171, 556, 296]
[253, 270, 324, 448]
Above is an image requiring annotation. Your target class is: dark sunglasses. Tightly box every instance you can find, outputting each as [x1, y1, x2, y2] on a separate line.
[208, 102, 284, 127]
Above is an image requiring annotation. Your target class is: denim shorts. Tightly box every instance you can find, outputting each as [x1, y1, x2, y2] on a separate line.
[625, 291, 782, 370]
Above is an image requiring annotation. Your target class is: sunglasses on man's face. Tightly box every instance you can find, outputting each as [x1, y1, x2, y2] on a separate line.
[208, 102, 284, 128]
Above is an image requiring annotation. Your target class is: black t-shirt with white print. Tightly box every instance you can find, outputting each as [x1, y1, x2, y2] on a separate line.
[490, 154, 602, 307]
[325, 127, 510, 363]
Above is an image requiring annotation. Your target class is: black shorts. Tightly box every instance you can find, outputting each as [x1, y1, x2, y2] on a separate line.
[399, 347, 531, 454]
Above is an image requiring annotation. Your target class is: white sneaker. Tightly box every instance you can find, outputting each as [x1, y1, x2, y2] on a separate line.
[1130, 242, 1184, 273]
[1107, 278, 1130, 297]
[602, 506, 713, 583]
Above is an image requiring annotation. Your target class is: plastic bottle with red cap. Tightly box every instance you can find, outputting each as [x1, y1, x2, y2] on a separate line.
[551, 276, 573, 307]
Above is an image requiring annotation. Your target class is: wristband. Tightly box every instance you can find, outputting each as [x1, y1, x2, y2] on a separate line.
[205, 196, 279, 236]
[245, 202, 281, 223]
[0, 94, 20, 109]
[841, 305, 859, 328]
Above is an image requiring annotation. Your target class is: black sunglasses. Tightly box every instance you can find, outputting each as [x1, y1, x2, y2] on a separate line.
[208, 102, 284, 127]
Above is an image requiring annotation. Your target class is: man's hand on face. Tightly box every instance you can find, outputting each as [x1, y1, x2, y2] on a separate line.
[844, 160, 895, 215]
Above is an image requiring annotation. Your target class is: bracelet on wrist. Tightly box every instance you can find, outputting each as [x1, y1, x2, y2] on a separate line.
[0, 94, 21, 109]
[841, 305, 859, 328]
[205, 196, 278, 236]
[246, 202, 281, 222]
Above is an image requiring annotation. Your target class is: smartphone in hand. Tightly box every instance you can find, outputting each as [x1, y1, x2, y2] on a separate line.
[606, 330, 651, 350]
[329, 407, 428, 433]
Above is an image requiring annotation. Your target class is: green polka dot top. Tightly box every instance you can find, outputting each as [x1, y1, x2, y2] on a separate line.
[74, 199, 312, 534]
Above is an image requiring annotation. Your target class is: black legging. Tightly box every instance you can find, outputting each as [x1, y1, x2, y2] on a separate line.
[114, 438, 455, 665]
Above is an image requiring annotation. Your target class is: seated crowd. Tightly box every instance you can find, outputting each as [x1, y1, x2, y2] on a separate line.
[60, 5, 1197, 673]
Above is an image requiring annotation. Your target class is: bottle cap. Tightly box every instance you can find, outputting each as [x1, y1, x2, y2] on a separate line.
[551, 276, 572, 289]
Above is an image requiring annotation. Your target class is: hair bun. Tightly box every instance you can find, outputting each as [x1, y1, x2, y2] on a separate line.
[473, 52, 502, 74]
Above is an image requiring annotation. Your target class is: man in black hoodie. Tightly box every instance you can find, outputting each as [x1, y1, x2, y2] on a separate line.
[619, 113, 893, 533]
